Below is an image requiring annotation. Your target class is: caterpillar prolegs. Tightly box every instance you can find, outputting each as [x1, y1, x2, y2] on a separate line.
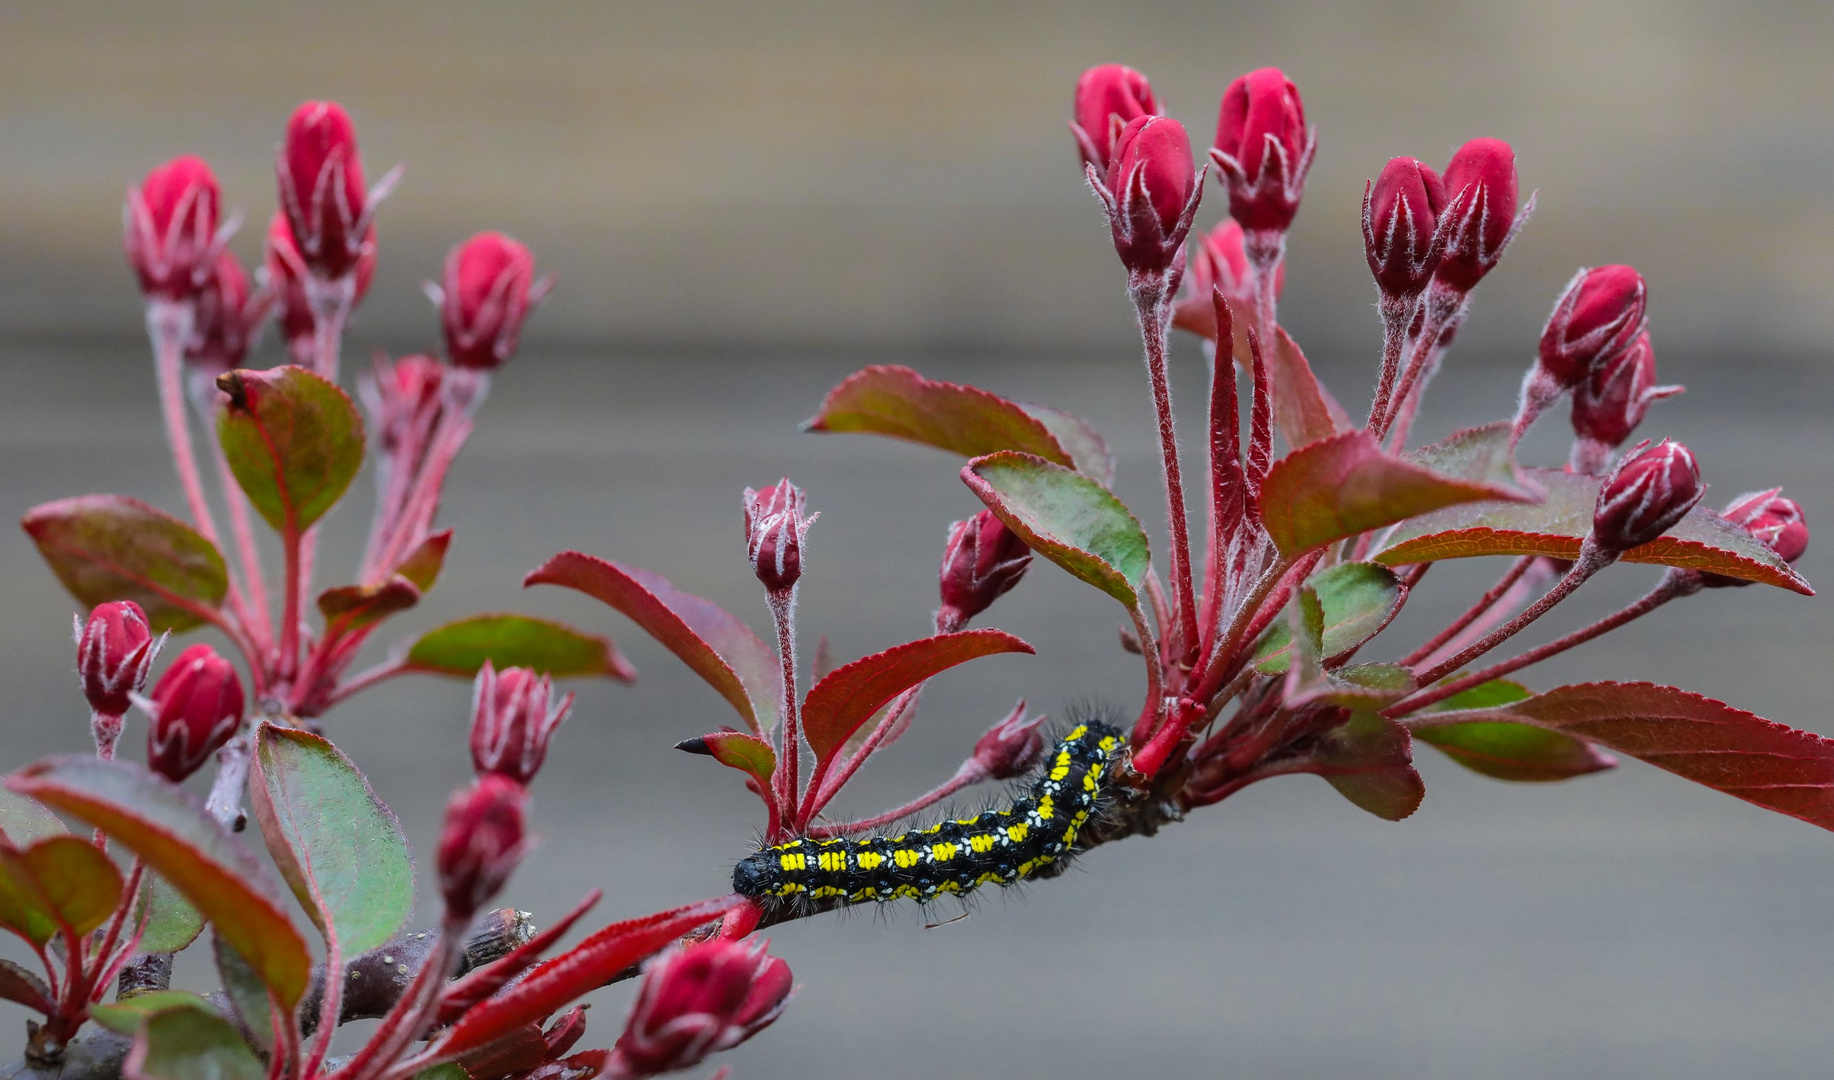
[732, 721, 1124, 908]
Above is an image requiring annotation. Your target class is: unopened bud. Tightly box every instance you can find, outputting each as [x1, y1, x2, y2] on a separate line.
[435, 232, 552, 370]
[124, 155, 222, 301]
[278, 101, 388, 280]
[264, 210, 374, 363]
[1091, 115, 1200, 278]
[1701, 490, 1809, 588]
[1434, 138, 1522, 292]
[1209, 68, 1313, 233]
[1175, 219, 1281, 339]
[1570, 332, 1682, 452]
[966, 701, 1049, 781]
[145, 644, 245, 783]
[743, 479, 814, 595]
[437, 774, 529, 923]
[1070, 64, 1160, 172]
[1540, 265, 1648, 388]
[936, 511, 1031, 631]
[187, 251, 269, 376]
[77, 601, 157, 719]
[1592, 438, 1703, 552]
[470, 662, 574, 785]
[613, 939, 793, 1078]
[1363, 156, 1447, 300]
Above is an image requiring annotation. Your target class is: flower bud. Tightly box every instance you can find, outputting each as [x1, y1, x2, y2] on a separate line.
[124, 155, 222, 301]
[1592, 438, 1703, 552]
[1363, 156, 1447, 300]
[743, 479, 815, 595]
[967, 701, 1049, 781]
[1434, 138, 1522, 292]
[1209, 68, 1314, 233]
[1093, 115, 1200, 277]
[437, 232, 551, 370]
[936, 511, 1032, 631]
[76, 601, 157, 719]
[469, 662, 574, 785]
[1174, 219, 1282, 339]
[1539, 265, 1648, 387]
[437, 775, 529, 923]
[186, 251, 270, 376]
[361, 352, 447, 455]
[1070, 64, 1160, 171]
[277, 101, 383, 280]
[265, 210, 374, 363]
[145, 644, 245, 783]
[613, 939, 793, 1077]
[1701, 490, 1809, 588]
[1570, 332, 1682, 451]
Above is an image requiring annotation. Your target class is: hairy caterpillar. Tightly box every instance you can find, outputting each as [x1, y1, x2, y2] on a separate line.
[733, 721, 1124, 908]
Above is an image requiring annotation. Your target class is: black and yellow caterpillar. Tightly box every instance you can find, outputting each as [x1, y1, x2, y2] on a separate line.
[733, 721, 1124, 908]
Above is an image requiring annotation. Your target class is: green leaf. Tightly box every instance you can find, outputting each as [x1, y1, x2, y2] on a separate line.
[9, 756, 311, 1010]
[0, 788, 66, 845]
[137, 871, 206, 954]
[21, 495, 228, 633]
[216, 365, 365, 535]
[805, 365, 1079, 468]
[963, 451, 1151, 608]
[248, 724, 414, 956]
[416, 1066, 473, 1080]
[89, 991, 213, 1035]
[1372, 468, 1813, 594]
[1255, 562, 1405, 674]
[405, 613, 636, 681]
[212, 933, 273, 1052]
[123, 1004, 265, 1080]
[396, 529, 453, 593]
[318, 577, 420, 634]
[1259, 430, 1535, 556]
[1415, 721, 1618, 782]
[0, 836, 122, 945]
[1017, 402, 1116, 486]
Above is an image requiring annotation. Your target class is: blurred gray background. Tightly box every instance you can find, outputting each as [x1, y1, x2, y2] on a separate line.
[4, 2, 1834, 1077]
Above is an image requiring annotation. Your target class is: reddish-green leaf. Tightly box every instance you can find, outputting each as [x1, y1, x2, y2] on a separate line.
[1405, 421, 1524, 490]
[678, 730, 777, 792]
[9, 756, 311, 1010]
[432, 895, 744, 1057]
[527, 552, 778, 731]
[88, 990, 213, 1035]
[801, 630, 1035, 768]
[396, 529, 453, 592]
[804, 365, 1077, 467]
[963, 451, 1151, 608]
[123, 1002, 265, 1080]
[318, 577, 420, 634]
[249, 724, 414, 955]
[405, 613, 637, 682]
[0, 836, 122, 945]
[0, 958, 52, 1014]
[216, 366, 365, 535]
[1255, 562, 1405, 674]
[1408, 679, 1618, 783]
[212, 933, 273, 1053]
[1017, 402, 1116, 486]
[0, 789, 66, 846]
[21, 495, 228, 633]
[1259, 430, 1535, 557]
[136, 872, 205, 954]
[1427, 681, 1834, 827]
[1373, 468, 1813, 593]
[1307, 712, 1425, 821]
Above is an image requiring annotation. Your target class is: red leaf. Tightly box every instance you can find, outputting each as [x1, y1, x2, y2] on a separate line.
[317, 576, 420, 634]
[1260, 327, 1348, 451]
[0, 958, 52, 1014]
[1427, 681, 1834, 829]
[804, 365, 1078, 467]
[801, 629, 1034, 768]
[1373, 468, 1812, 594]
[439, 890, 601, 1024]
[678, 731, 777, 793]
[1259, 430, 1534, 556]
[21, 494, 228, 633]
[527, 552, 780, 732]
[1306, 712, 1424, 821]
[396, 529, 453, 592]
[432, 895, 744, 1058]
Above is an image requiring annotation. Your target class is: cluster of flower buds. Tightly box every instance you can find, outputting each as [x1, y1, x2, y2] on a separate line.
[1071, 63, 1160, 172]
[611, 938, 793, 1078]
[1362, 156, 1448, 304]
[743, 479, 815, 596]
[935, 510, 1032, 632]
[1175, 219, 1283, 338]
[142, 644, 246, 783]
[437, 773, 529, 924]
[1701, 490, 1810, 588]
[1591, 438, 1703, 553]
[265, 209, 375, 364]
[1209, 68, 1314, 236]
[469, 662, 574, 786]
[430, 231, 553, 370]
[1568, 332, 1683, 471]
[276, 100, 392, 282]
[961, 701, 1050, 782]
[124, 155, 227, 303]
[1518, 264, 1649, 443]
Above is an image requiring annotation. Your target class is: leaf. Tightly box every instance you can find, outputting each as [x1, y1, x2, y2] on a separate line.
[527, 552, 779, 731]
[1257, 327, 1347, 451]
[21, 495, 228, 633]
[248, 724, 414, 955]
[9, 756, 311, 1010]
[433, 895, 744, 1058]
[1405, 421, 1525, 491]
[318, 577, 420, 634]
[677, 730, 777, 792]
[1255, 562, 1405, 674]
[90, 991, 213, 1035]
[123, 1004, 265, 1080]
[963, 451, 1151, 608]
[0, 788, 67, 845]
[1017, 402, 1116, 486]
[397, 529, 453, 592]
[804, 365, 1078, 468]
[137, 872, 206, 954]
[1425, 681, 1834, 827]
[1259, 429, 1535, 557]
[1306, 711, 1424, 821]
[216, 366, 365, 534]
[438, 890, 601, 1025]
[405, 613, 637, 681]
[801, 630, 1035, 768]
[1313, 664, 1418, 709]
[0, 836, 122, 945]
[1373, 468, 1813, 593]
[1405, 678, 1617, 782]
[212, 934, 273, 1053]
[0, 958, 52, 1013]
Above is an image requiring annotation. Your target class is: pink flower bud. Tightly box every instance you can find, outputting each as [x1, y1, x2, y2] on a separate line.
[968, 701, 1049, 781]
[1434, 138, 1522, 292]
[124, 155, 222, 301]
[1209, 68, 1314, 233]
[1539, 265, 1649, 387]
[1174, 219, 1282, 339]
[361, 352, 447, 455]
[277, 101, 380, 280]
[1592, 438, 1703, 552]
[1702, 490, 1809, 589]
[1071, 64, 1160, 171]
[1570, 332, 1682, 450]
[1363, 156, 1447, 299]
[145, 644, 244, 783]
[76, 602, 156, 719]
[936, 511, 1032, 631]
[743, 479, 815, 595]
[1093, 114, 1200, 277]
[613, 939, 793, 1077]
[265, 210, 374, 362]
[469, 662, 574, 785]
[438, 232, 550, 370]
[186, 251, 270, 376]
[437, 774, 529, 922]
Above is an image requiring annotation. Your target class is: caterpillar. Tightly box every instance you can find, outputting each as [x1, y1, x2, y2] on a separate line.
[732, 720, 1124, 909]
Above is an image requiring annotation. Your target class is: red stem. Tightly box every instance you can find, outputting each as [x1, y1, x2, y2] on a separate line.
[1400, 556, 1535, 667]
[1365, 293, 1416, 431]
[1130, 274, 1201, 665]
[1408, 541, 1612, 691]
[802, 684, 922, 826]
[768, 591, 802, 834]
[279, 525, 302, 685]
[327, 656, 410, 708]
[808, 763, 980, 838]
